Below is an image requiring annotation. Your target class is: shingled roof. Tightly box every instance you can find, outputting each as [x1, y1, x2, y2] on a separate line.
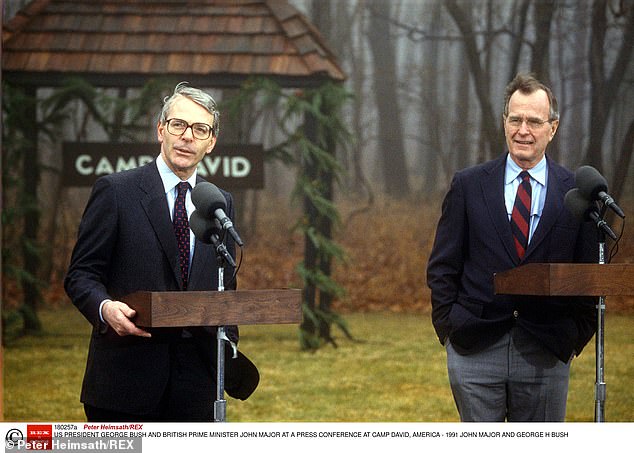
[2, 0, 345, 87]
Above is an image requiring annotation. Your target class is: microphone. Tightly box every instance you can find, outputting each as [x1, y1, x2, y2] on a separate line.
[191, 181, 244, 246]
[190, 210, 237, 267]
[575, 165, 625, 218]
[564, 188, 617, 240]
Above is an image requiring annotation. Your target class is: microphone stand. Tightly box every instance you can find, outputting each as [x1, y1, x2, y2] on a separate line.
[214, 264, 227, 422]
[594, 209, 607, 423]
[212, 237, 235, 423]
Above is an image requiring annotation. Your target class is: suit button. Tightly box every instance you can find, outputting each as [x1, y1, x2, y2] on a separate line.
[513, 310, 519, 319]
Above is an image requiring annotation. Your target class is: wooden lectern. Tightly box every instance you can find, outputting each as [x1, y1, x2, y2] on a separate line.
[494, 263, 634, 422]
[123, 288, 302, 422]
[494, 263, 634, 296]
[124, 288, 302, 327]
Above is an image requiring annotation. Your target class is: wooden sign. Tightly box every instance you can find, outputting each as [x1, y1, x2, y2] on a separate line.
[62, 142, 264, 189]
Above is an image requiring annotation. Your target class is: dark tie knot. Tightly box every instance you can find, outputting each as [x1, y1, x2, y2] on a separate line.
[177, 181, 191, 195]
[519, 171, 530, 183]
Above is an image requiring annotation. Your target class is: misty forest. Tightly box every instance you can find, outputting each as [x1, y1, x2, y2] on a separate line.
[2, 0, 633, 347]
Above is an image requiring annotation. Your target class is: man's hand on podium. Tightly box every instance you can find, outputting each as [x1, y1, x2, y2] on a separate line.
[102, 300, 152, 338]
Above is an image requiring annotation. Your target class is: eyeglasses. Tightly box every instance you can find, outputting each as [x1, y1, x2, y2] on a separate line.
[165, 118, 213, 140]
[505, 115, 554, 131]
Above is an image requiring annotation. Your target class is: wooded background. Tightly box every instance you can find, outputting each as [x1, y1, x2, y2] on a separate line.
[292, 0, 633, 201]
[2, 0, 633, 335]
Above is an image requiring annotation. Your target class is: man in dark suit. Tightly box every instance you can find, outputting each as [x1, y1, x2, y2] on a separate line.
[426, 73, 597, 421]
[65, 82, 256, 422]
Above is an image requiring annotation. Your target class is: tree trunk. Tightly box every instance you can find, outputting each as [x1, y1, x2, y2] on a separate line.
[585, 0, 634, 171]
[309, 1, 338, 341]
[299, 108, 336, 346]
[367, 0, 411, 198]
[506, 0, 531, 84]
[444, 0, 503, 158]
[421, 0, 443, 191]
[531, 0, 556, 81]
[531, 0, 557, 158]
[611, 119, 634, 203]
[350, 3, 371, 196]
[558, 4, 590, 167]
[454, 45, 471, 170]
[21, 86, 42, 333]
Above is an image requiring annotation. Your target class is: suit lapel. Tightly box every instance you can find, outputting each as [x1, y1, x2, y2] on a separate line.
[480, 155, 519, 263]
[138, 162, 183, 289]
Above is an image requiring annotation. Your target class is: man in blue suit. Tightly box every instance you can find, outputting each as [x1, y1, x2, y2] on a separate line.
[427, 73, 597, 421]
[65, 83, 257, 421]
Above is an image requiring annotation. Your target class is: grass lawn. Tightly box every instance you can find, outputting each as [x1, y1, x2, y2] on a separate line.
[3, 306, 633, 422]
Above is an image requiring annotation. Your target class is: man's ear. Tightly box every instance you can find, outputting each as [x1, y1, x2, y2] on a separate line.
[549, 120, 559, 142]
[205, 136, 217, 155]
[157, 121, 165, 143]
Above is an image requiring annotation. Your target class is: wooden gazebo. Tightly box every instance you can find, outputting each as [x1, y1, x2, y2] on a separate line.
[3, 0, 345, 88]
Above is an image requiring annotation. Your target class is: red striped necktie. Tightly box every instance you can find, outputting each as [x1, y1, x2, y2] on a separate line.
[510, 171, 532, 260]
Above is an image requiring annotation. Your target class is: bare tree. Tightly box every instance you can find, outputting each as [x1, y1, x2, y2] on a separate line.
[553, 3, 591, 167]
[506, 0, 531, 85]
[585, 0, 634, 175]
[367, 0, 411, 197]
[530, 0, 556, 80]
[444, 0, 504, 158]
[292, 0, 633, 200]
[612, 119, 634, 201]
[348, 2, 373, 197]
[419, 0, 445, 188]
[453, 41, 472, 170]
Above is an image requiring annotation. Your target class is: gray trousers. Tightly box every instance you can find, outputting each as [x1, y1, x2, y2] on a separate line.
[446, 326, 571, 422]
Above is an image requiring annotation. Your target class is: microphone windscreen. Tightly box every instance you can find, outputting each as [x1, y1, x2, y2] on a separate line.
[189, 210, 221, 244]
[191, 182, 227, 216]
[575, 165, 608, 200]
[564, 188, 592, 221]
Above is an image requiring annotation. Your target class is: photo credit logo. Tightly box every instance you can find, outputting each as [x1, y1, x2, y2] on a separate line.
[4, 429, 24, 449]
[27, 425, 52, 450]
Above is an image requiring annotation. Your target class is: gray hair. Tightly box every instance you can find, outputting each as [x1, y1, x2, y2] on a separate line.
[160, 82, 220, 137]
[503, 73, 559, 121]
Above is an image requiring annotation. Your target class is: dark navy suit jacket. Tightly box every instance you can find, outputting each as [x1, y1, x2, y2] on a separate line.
[427, 154, 597, 362]
[64, 160, 238, 414]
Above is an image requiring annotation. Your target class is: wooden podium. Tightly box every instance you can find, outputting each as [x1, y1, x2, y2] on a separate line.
[123, 288, 302, 422]
[124, 288, 302, 327]
[494, 263, 634, 296]
[494, 263, 634, 422]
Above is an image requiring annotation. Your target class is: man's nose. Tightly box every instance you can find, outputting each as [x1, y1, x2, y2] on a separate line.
[518, 120, 531, 133]
[181, 125, 195, 139]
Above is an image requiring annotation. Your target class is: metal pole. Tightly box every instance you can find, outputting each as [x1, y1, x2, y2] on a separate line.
[214, 267, 227, 422]
[594, 240, 606, 422]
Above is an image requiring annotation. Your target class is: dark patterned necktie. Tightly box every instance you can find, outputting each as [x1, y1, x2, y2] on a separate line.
[174, 181, 191, 290]
[510, 171, 532, 260]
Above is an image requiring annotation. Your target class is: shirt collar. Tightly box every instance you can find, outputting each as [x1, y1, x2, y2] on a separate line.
[505, 154, 547, 187]
[156, 154, 198, 194]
